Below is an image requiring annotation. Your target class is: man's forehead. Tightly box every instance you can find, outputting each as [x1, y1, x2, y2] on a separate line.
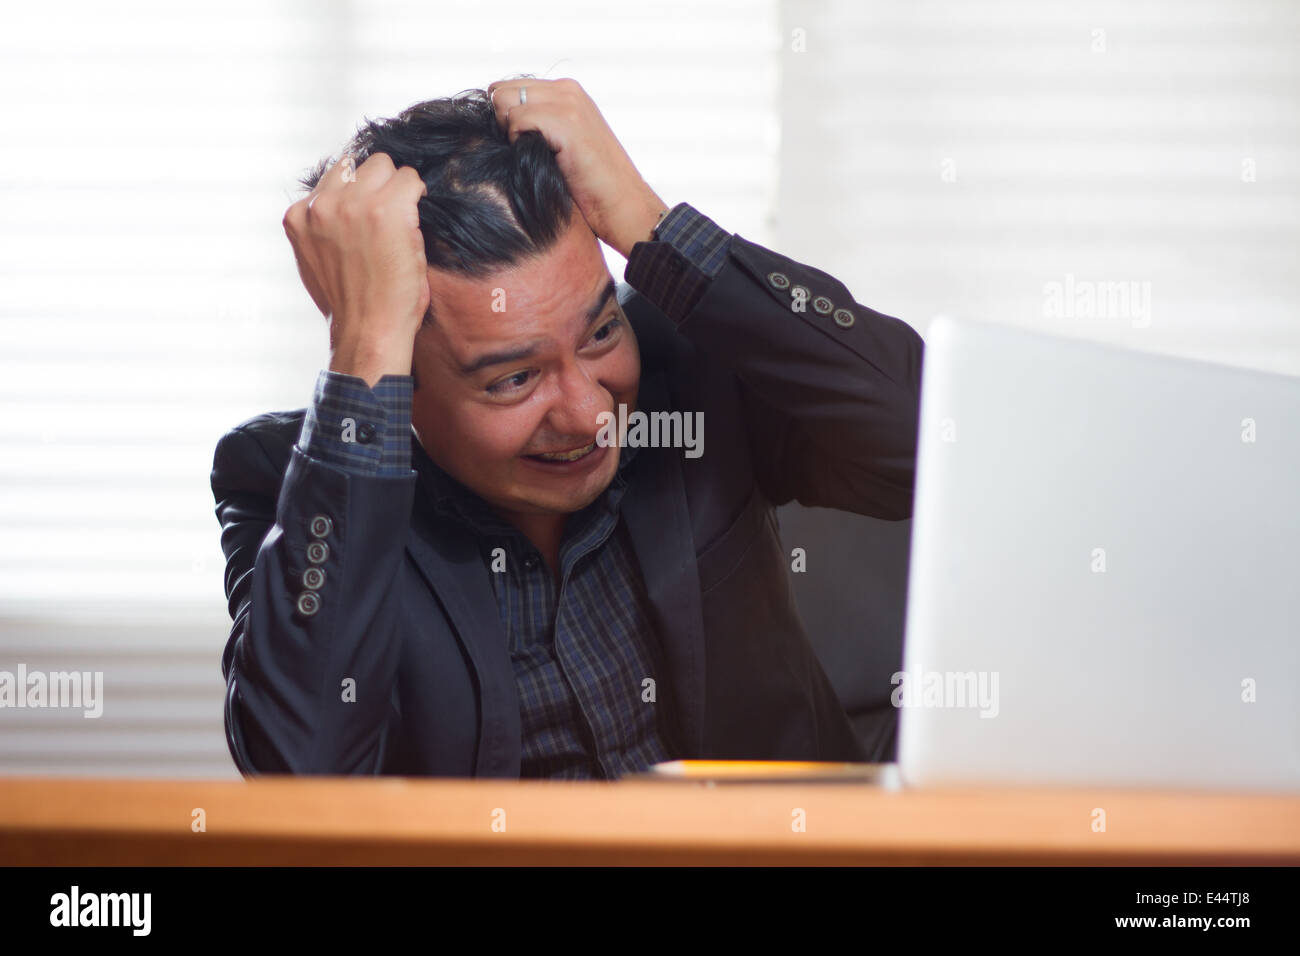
[427, 266, 610, 335]
[421, 261, 617, 381]
[426, 213, 606, 328]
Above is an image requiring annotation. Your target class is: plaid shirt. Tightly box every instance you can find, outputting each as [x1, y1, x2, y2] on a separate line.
[297, 202, 730, 778]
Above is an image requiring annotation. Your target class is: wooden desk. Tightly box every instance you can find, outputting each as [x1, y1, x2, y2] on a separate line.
[1, 776, 1297, 865]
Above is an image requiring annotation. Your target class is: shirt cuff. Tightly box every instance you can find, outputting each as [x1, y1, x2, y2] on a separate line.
[623, 202, 732, 325]
[297, 370, 414, 476]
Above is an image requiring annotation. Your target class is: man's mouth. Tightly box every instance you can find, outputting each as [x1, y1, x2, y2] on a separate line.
[525, 441, 598, 463]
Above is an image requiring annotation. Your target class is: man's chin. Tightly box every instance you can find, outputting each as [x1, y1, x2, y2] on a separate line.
[526, 479, 613, 515]
[511, 466, 617, 515]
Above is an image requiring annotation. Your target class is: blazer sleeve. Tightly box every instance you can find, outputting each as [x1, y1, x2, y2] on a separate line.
[625, 205, 924, 520]
[210, 396, 416, 775]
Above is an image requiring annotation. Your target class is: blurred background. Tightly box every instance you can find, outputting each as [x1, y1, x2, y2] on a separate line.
[1, 0, 1296, 776]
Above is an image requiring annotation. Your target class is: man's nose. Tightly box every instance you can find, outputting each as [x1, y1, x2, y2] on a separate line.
[546, 361, 608, 437]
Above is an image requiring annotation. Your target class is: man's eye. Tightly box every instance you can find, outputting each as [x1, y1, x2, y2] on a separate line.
[487, 370, 533, 395]
[589, 315, 622, 345]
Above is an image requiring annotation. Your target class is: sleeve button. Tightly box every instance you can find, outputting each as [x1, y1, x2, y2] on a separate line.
[302, 566, 326, 590]
[296, 591, 321, 616]
[812, 296, 834, 315]
[309, 514, 333, 538]
[306, 540, 329, 564]
[767, 271, 790, 290]
[832, 308, 856, 328]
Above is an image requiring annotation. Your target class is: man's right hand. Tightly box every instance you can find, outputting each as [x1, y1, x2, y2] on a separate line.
[282, 152, 430, 387]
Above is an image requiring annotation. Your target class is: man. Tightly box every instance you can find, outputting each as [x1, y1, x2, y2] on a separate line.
[211, 77, 924, 778]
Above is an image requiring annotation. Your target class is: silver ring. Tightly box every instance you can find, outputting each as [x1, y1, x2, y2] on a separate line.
[519, 86, 527, 105]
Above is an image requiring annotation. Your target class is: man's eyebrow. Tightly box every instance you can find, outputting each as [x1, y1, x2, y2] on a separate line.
[457, 341, 542, 377]
[583, 278, 618, 328]
[456, 279, 620, 377]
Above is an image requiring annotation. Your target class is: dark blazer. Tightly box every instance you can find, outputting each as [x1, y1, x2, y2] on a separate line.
[210, 233, 924, 776]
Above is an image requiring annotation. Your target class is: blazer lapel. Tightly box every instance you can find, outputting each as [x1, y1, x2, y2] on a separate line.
[620, 369, 708, 757]
[404, 450, 522, 778]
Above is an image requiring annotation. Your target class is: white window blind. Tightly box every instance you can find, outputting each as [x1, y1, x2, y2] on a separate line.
[777, 0, 1300, 375]
[0, 0, 781, 775]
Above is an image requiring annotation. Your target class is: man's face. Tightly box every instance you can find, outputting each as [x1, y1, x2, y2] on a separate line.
[410, 211, 640, 521]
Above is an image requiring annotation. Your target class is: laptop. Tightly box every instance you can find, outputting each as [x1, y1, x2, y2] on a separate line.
[897, 317, 1300, 791]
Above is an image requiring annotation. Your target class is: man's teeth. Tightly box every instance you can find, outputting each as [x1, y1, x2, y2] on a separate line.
[535, 442, 595, 462]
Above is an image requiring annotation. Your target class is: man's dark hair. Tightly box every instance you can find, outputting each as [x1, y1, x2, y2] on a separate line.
[300, 83, 575, 296]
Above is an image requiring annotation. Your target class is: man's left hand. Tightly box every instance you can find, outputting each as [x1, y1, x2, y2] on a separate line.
[487, 77, 667, 258]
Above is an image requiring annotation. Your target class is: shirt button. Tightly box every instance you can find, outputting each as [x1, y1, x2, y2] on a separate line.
[296, 591, 321, 617]
[356, 422, 377, 444]
[522, 553, 540, 571]
[309, 514, 332, 538]
[306, 540, 329, 564]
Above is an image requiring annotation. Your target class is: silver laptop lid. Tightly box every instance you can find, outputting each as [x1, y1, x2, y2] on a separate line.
[898, 317, 1300, 791]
